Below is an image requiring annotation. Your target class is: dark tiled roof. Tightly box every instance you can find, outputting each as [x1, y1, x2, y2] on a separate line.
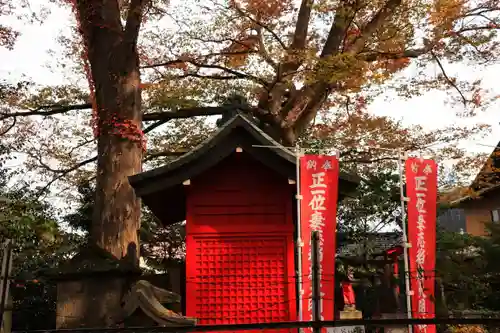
[129, 111, 360, 225]
[452, 141, 500, 205]
[472, 140, 500, 190]
[336, 232, 402, 256]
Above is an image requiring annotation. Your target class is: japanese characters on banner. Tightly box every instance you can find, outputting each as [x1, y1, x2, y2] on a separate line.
[299, 155, 339, 331]
[405, 158, 437, 333]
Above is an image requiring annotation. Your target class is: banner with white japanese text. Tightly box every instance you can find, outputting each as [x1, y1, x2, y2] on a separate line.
[405, 158, 437, 333]
[300, 155, 339, 332]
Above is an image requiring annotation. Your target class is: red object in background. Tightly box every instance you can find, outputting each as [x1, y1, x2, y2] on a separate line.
[405, 158, 437, 333]
[299, 155, 339, 333]
[393, 258, 400, 295]
[185, 154, 296, 333]
[386, 246, 403, 257]
[341, 281, 355, 306]
[386, 246, 404, 295]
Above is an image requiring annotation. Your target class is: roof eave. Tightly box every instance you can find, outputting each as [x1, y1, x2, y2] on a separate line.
[129, 113, 361, 197]
[129, 114, 295, 187]
[450, 183, 500, 206]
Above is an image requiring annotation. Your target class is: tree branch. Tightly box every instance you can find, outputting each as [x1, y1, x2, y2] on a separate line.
[256, 27, 278, 69]
[462, 6, 500, 18]
[342, 156, 397, 164]
[452, 32, 491, 63]
[259, 0, 317, 122]
[142, 106, 225, 121]
[168, 72, 251, 81]
[360, 47, 431, 61]
[37, 149, 189, 196]
[348, 0, 402, 54]
[124, 0, 148, 44]
[279, 0, 314, 75]
[143, 59, 268, 86]
[0, 103, 92, 121]
[175, 62, 267, 85]
[456, 25, 500, 33]
[36, 156, 97, 197]
[231, 4, 287, 50]
[0, 117, 16, 136]
[321, 2, 356, 57]
[140, 50, 259, 70]
[290, 0, 314, 50]
[143, 120, 169, 133]
[284, 1, 404, 137]
[1, 104, 224, 123]
[42, 156, 97, 175]
[68, 139, 95, 156]
[431, 51, 467, 106]
[144, 149, 190, 162]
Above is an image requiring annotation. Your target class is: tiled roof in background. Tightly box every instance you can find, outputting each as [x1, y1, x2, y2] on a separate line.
[336, 232, 402, 257]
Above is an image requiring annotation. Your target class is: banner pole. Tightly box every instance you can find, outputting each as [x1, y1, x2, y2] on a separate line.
[296, 145, 303, 324]
[311, 231, 321, 333]
[398, 151, 413, 333]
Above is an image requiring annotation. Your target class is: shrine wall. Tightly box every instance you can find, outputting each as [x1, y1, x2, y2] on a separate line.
[459, 187, 500, 236]
[183, 152, 297, 328]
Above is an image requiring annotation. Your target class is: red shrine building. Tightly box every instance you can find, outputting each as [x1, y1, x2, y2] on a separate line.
[129, 113, 359, 325]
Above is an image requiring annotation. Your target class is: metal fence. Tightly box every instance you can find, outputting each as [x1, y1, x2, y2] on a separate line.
[7, 232, 500, 333]
[9, 318, 500, 333]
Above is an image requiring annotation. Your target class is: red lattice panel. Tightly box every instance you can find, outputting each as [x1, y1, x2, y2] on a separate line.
[190, 236, 293, 332]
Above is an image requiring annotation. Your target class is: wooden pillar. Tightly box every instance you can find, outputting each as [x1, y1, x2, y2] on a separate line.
[380, 255, 407, 333]
[380, 257, 399, 314]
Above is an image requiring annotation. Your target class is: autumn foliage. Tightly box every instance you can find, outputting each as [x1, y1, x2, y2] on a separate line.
[0, 1, 498, 325]
[0, 0, 20, 49]
[132, 0, 499, 144]
[0, 0, 496, 198]
[448, 325, 487, 333]
[0, 0, 497, 196]
[229, 0, 293, 21]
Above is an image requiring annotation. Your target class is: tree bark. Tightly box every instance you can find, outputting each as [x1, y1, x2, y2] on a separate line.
[77, 0, 142, 262]
[67, 0, 144, 327]
[256, 0, 404, 145]
[91, 57, 142, 262]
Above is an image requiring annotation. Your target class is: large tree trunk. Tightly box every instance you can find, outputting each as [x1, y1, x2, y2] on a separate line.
[91, 54, 142, 261]
[77, 0, 142, 262]
[65, 0, 143, 326]
[92, 97, 142, 262]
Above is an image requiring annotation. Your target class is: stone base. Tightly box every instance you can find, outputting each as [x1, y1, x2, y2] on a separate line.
[42, 243, 142, 328]
[330, 310, 364, 333]
[381, 313, 409, 333]
[340, 309, 363, 320]
[56, 277, 129, 328]
[52, 267, 191, 328]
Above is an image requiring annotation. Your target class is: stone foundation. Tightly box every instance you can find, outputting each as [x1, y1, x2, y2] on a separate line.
[56, 277, 129, 328]
[42, 243, 142, 328]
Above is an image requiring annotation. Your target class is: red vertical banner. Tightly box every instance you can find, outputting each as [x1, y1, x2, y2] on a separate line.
[405, 158, 437, 333]
[299, 155, 339, 331]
